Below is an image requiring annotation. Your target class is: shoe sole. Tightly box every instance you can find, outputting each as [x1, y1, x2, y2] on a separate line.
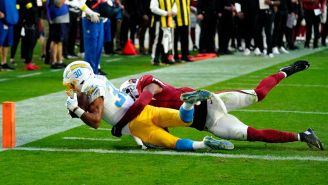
[306, 129, 324, 150]
[180, 90, 212, 104]
[204, 136, 234, 150]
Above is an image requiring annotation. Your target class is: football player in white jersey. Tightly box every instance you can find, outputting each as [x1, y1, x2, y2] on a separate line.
[63, 61, 234, 151]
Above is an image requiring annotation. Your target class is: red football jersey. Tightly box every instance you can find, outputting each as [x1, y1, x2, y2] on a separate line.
[137, 74, 194, 109]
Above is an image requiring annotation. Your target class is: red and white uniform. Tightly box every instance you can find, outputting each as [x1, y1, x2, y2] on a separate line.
[136, 75, 255, 139]
[133, 73, 298, 143]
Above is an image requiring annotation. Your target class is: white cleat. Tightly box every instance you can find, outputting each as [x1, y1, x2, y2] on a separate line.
[203, 136, 234, 150]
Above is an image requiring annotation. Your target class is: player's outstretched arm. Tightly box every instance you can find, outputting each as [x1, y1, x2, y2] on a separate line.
[80, 97, 104, 129]
[112, 83, 162, 137]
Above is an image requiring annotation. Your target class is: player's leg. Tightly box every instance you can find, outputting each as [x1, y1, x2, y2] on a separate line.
[206, 113, 323, 149]
[217, 61, 310, 111]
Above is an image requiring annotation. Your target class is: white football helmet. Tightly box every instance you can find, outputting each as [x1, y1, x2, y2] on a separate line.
[63, 61, 94, 96]
[119, 78, 139, 101]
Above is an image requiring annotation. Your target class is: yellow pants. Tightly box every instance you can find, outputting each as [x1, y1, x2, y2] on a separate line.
[129, 105, 191, 149]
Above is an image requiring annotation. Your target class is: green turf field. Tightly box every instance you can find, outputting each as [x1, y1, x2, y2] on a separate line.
[0, 47, 327, 185]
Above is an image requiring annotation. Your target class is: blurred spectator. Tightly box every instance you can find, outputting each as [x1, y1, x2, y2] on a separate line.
[20, 0, 41, 70]
[321, 1, 327, 46]
[272, 0, 290, 54]
[217, 0, 235, 55]
[197, 0, 218, 53]
[9, 0, 23, 66]
[47, 0, 69, 69]
[190, 0, 198, 51]
[254, 0, 278, 57]
[302, 0, 325, 48]
[121, 0, 144, 48]
[174, 0, 192, 62]
[138, 0, 152, 55]
[0, 0, 19, 71]
[150, 0, 176, 65]
[285, 0, 300, 50]
[82, 0, 104, 74]
[230, 0, 245, 52]
[243, 0, 258, 55]
[66, 1, 81, 59]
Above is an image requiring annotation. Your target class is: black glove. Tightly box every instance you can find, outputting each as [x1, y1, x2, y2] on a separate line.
[111, 125, 122, 137]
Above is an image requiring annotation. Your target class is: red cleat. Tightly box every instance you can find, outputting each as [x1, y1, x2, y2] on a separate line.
[25, 63, 40, 71]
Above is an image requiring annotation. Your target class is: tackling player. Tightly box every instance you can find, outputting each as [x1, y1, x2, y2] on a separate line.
[119, 60, 324, 150]
[63, 61, 234, 151]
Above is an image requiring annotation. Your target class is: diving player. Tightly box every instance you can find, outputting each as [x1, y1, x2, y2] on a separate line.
[119, 60, 324, 150]
[63, 61, 234, 151]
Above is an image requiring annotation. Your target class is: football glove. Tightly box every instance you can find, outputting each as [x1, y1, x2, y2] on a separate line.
[85, 8, 100, 23]
[66, 93, 78, 111]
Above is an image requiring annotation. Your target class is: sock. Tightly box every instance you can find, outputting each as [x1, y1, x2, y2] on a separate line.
[182, 102, 194, 110]
[192, 141, 206, 150]
[254, 72, 285, 101]
[179, 105, 194, 123]
[299, 132, 306, 142]
[175, 139, 194, 150]
[247, 127, 298, 143]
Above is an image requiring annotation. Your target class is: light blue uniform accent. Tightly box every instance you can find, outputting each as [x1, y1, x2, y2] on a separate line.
[179, 107, 194, 123]
[82, 17, 104, 74]
[175, 139, 194, 150]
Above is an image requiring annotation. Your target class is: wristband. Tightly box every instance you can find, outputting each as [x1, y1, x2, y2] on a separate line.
[81, 4, 87, 12]
[74, 107, 85, 118]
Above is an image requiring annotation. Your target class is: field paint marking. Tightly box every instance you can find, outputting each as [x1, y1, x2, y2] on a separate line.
[12, 147, 328, 162]
[89, 128, 112, 131]
[235, 109, 328, 115]
[0, 78, 9, 82]
[63, 137, 120, 141]
[17, 72, 42, 78]
[105, 58, 122, 62]
[227, 82, 328, 88]
[0, 48, 325, 148]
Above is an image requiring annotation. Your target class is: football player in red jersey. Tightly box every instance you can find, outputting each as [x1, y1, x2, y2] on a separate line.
[116, 60, 324, 150]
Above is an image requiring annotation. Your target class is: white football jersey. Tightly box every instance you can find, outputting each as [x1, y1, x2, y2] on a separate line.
[81, 75, 134, 126]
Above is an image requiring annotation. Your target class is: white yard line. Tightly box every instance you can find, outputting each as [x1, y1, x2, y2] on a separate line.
[89, 128, 111, 131]
[0, 78, 9, 82]
[234, 109, 328, 115]
[17, 72, 42, 78]
[12, 147, 328, 162]
[227, 82, 328, 88]
[0, 48, 325, 148]
[63, 137, 120, 141]
[105, 58, 122, 63]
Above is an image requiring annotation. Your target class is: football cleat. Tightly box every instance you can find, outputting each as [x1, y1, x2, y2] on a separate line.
[280, 60, 310, 77]
[203, 136, 234, 150]
[180, 90, 212, 105]
[302, 128, 324, 150]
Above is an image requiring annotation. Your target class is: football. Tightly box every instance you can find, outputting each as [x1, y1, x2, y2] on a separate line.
[69, 93, 89, 118]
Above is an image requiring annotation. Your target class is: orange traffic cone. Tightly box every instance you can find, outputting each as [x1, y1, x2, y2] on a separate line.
[122, 39, 138, 55]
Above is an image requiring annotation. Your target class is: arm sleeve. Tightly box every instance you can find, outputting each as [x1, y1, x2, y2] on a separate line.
[172, 3, 177, 14]
[150, 0, 168, 16]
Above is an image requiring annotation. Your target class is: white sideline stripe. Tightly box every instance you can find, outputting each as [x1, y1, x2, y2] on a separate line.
[228, 82, 328, 88]
[63, 137, 120, 141]
[17, 72, 42, 78]
[0, 48, 325, 148]
[235, 109, 328, 115]
[12, 147, 328, 162]
[105, 58, 121, 62]
[0, 78, 9, 82]
[89, 128, 112, 131]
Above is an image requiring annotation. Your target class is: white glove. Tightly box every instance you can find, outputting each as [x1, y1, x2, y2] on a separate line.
[66, 93, 78, 111]
[65, 0, 81, 8]
[85, 8, 100, 23]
